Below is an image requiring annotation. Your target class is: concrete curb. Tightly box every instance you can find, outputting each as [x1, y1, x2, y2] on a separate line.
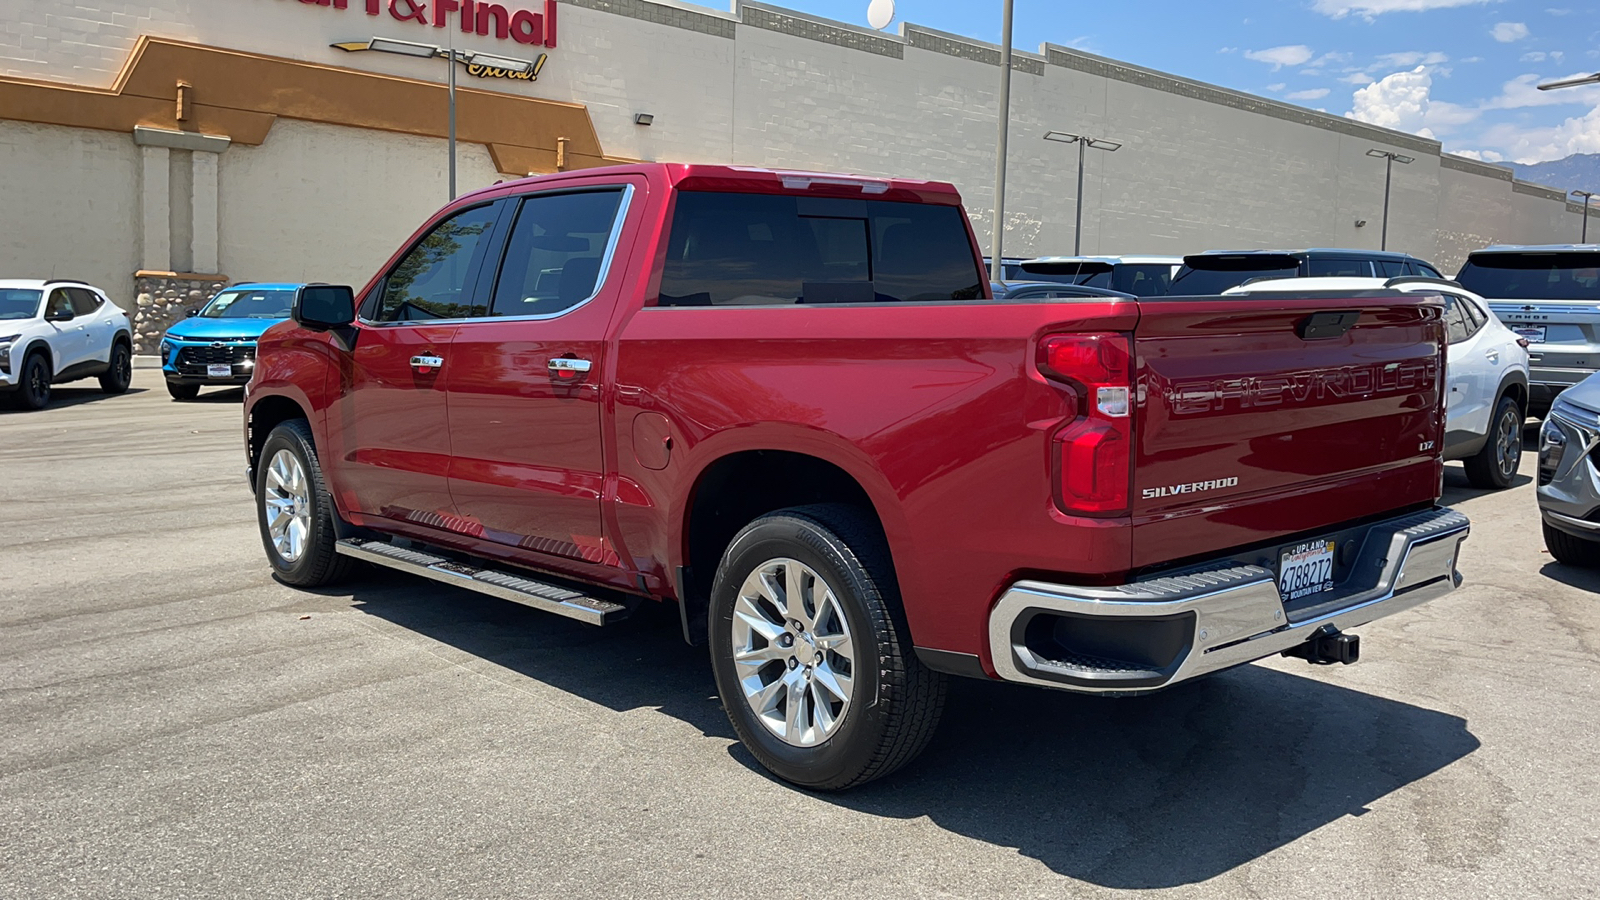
[133, 355, 163, 369]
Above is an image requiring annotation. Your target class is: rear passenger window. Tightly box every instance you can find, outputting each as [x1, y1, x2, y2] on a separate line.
[1376, 260, 1406, 277]
[1417, 263, 1444, 278]
[489, 189, 626, 318]
[1442, 295, 1474, 344]
[67, 288, 103, 315]
[1307, 258, 1373, 277]
[657, 192, 984, 306]
[1449, 293, 1488, 334]
[375, 205, 498, 321]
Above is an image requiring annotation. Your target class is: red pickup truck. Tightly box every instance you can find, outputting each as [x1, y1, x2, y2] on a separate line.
[244, 163, 1469, 789]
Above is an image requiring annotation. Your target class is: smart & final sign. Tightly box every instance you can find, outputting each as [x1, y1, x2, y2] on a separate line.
[293, 0, 558, 48]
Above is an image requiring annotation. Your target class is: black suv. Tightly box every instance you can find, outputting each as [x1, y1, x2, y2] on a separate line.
[1170, 249, 1444, 295]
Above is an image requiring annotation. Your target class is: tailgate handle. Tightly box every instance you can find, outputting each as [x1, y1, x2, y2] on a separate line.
[1297, 311, 1361, 340]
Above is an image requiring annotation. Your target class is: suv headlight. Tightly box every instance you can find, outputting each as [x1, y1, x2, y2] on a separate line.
[1539, 417, 1569, 486]
[0, 334, 17, 373]
[160, 339, 174, 358]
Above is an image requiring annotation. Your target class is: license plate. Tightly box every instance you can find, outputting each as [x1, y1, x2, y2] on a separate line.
[207, 364, 232, 378]
[1512, 325, 1546, 343]
[1279, 539, 1335, 600]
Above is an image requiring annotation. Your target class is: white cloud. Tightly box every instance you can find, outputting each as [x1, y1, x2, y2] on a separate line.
[1267, 82, 1287, 92]
[1491, 22, 1531, 42]
[1288, 88, 1333, 101]
[1313, 0, 1489, 19]
[1546, 8, 1573, 15]
[1340, 72, 1375, 84]
[1485, 73, 1600, 109]
[1448, 148, 1506, 162]
[1475, 106, 1600, 163]
[1346, 65, 1482, 138]
[1244, 45, 1315, 70]
[1378, 51, 1450, 66]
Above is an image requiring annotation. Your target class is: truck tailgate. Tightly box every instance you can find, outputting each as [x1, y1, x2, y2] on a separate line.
[1130, 292, 1446, 570]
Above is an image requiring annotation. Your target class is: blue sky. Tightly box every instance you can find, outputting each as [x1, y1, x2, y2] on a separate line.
[700, 1, 1600, 164]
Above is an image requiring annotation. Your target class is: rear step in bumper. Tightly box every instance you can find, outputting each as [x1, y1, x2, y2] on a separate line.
[987, 507, 1469, 694]
[335, 538, 632, 626]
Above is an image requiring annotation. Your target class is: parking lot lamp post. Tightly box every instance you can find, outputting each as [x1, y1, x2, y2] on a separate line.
[989, 0, 1015, 284]
[1366, 149, 1415, 251]
[1045, 132, 1123, 255]
[1574, 190, 1596, 243]
[354, 38, 536, 200]
[1537, 72, 1600, 91]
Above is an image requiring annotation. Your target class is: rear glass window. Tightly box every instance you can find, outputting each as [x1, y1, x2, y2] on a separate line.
[1457, 253, 1600, 300]
[657, 192, 984, 306]
[0, 289, 41, 320]
[1307, 258, 1372, 277]
[1170, 264, 1300, 295]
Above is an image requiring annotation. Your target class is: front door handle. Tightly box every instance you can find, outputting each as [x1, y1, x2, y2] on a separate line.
[548, 357, 593, 380]
[409, 355, 444, 372]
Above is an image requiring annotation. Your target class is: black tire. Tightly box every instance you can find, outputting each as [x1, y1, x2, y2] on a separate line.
[1544, 520, 1600, 568]
[12, 352, 51, 410]
[99, 341, 132, 394]
[708, 504, 946, 790]
[166, 381, 200, 401]
[255, 419, 354, 587]
[1464, 394, 1523, 489]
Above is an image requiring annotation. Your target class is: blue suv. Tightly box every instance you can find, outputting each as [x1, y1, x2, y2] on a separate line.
[159, 283, 302, 400]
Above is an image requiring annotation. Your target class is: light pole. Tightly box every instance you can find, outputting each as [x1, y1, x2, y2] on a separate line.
[1537, 72, 1600, 91]
[1366, 148, 1414, 251]
[989, 0, 1015, 284]
[1044, 132, 1122, 255]
[1574, 190, 1596, 243]
[337, 37, 536, 200]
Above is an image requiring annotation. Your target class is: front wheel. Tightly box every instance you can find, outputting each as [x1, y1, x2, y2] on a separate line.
[708, 505, 946, 790]
[11, 353, 51, 410]
[1463, 395, 1523, 489]
[100, 342, 132, 394]
[255, 419, 353, 587]
[166, 381, 200, 401]
[1544, 521, 1600, 568]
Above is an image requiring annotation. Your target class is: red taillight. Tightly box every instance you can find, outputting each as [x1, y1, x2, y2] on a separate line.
[1038, 333, 1133, 516]
[1516, 337, 1531, 349]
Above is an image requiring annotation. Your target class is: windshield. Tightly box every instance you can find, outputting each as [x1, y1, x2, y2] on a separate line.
[1170, 265, 1300, 294]
[0, 289, 42, 320]
[1457, 253, 1600, 301]
[201, 289, 295, 319]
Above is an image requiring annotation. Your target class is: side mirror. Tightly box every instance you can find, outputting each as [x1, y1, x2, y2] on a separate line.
[45, 308, 74, 323]
[186, 308, 201, 318]
[292, 284, 356, 330]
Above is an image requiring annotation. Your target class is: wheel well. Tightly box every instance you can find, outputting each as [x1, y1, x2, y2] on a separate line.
[1502, 379, 1527, 415]
[248, 396, 310, 471]
[683, 450, 883, 612]
[113, 332, 131, 350]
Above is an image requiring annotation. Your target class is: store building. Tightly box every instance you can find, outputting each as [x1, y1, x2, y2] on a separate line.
[1, 0, 1589, 348]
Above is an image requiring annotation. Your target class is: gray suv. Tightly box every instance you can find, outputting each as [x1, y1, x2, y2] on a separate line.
[1537, 372, 1600, 566]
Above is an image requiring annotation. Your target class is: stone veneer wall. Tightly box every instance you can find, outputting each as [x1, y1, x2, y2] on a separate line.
[131, 271, 228, 354]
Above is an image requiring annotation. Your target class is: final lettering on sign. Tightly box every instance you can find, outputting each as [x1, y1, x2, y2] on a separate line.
[292, 0, 558, 48]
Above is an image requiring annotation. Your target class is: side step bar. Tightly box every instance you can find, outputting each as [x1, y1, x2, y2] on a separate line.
[335, 538, 632, 626]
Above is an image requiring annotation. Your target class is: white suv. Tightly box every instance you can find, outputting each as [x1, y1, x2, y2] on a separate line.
[0, 280, 134, 410]
[1225, 275, 1532, 489]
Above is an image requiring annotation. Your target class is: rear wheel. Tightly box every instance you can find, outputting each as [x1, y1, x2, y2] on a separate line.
[255, 419, 353, 587]
[1544, 521, 1600, 568]
[99, 342, 132, 394]
[11, 352, 51, 410]
[166, 381, 200, 401]
[708, 504, 946, 790]
[1464, 395, 1523, 489]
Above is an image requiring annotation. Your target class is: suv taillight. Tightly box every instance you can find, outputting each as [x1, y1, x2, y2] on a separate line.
[1038, 333, 1134, 516]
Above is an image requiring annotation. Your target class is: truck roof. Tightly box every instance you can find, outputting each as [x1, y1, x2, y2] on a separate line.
[464, 163, 965, 206]
[1469, 244, 1600, 255]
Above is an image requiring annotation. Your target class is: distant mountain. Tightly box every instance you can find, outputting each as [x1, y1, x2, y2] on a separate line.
[1508, 153, 1600, 194]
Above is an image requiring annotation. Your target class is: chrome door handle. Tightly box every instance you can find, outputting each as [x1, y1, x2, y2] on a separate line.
[547, 358, 593, 375]
[409, 355, 444, 369]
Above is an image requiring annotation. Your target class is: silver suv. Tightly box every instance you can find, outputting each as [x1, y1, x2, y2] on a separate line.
[1538, 372, 1600, 565]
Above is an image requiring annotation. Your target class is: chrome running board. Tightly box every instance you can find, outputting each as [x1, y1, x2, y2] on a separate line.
[336, 538, 632, 626]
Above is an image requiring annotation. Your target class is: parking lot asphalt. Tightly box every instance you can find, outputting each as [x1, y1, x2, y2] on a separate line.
[2, 369, 1598, 899]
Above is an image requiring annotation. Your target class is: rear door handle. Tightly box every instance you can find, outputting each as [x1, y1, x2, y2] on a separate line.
[548, 357, 593, 377]
[1485, 349, 1499, 363]
[409, 355, 444, 371]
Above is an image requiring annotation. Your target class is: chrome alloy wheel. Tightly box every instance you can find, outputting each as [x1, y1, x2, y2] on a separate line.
[730, 558, 857, 747]
[263, 448, 312, 563]
[1495, 405, 1521, 479]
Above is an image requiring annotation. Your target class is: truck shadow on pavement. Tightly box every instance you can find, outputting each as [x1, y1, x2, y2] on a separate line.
[349, 572, 1479, 890]
[0, 386, 148, 412]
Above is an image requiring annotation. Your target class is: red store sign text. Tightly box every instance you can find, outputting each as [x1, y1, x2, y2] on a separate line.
[296, 0, 558, 48]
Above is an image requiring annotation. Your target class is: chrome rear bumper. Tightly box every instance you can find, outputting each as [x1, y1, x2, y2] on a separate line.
[987, 507, 1469, 694]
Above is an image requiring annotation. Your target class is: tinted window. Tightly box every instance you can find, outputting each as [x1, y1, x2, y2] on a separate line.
[1307, 258, 1372, 277]
[1416, 263, 1443, 278]
[1111, 264, 1174, 297]
[1442, 295, 1473, 344]
[1456, 252, 1600, 300]
[1170, 265, 1300, 294]
[488, 189, 625, 318]
[203, 289, 295, 319]
[0, 289, 41, 320]
[658, 192, 983, 306]
[44, 289, 73, 319]
[67, 288, 102, 316]
[377, 205, 499, 321]
[1450, 292, 1488, 332]
[1376, 260, 1407, 277]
